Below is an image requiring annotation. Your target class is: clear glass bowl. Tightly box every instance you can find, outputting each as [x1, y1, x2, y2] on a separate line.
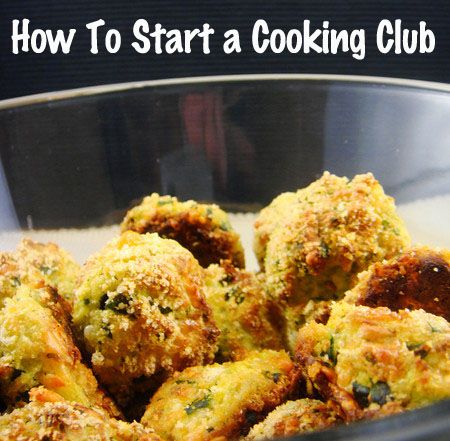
[0, 75, 449, 440]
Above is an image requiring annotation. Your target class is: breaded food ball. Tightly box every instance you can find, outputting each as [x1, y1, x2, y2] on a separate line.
[0, 285, 120, 417]
[0, 387, 162, 441]
[73, 231, 219, 410]
[295, 302, 450, 417]
[204, 261, 284, 361]
[121, 193, 245, 268]
[345, 247, 450, 321]
[15, 239, 80, 305]
[141, 350, 299, 441]
[260, 172, 410, 349]
[244, 399, 343, 440]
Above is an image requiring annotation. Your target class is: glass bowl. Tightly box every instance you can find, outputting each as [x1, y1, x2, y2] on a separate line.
[0, 74, 449, 440]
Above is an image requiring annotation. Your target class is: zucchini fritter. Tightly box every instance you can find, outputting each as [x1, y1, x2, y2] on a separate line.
[204, 262, 284, 361]
[244, 399, 343, 440]
[141, 350, 299, 441]
[15, 239, 80, 305]
[0, 285, 119, 417]
[258, 172, 410, 349]
[121, 193, 245, 268]
[295, 302, 450, 418]
[345, 247, 450, 321]
[73, 231, 219, 410]
[0, 387, 161, 441]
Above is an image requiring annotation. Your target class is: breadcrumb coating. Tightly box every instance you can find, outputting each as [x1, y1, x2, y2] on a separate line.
[0, 286, 120, 418]
[258, 172, 410, 349]
[295, 302, 450, 418]
[141, 350, 299, 441]
[0, 387, 161, 441]
[121, 193, 245, 268]
[0, 252, 44, 307]
[254, 191, 298, 270]
[244, 399, 343, 440]
[204, 261, 284, 361]
[345, 247, 450, 321]
[15, 239, 80, 305]
[73, 231, 219, 410]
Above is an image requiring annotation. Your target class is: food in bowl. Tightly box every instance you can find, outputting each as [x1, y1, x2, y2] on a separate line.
[0, 171, 449, 440]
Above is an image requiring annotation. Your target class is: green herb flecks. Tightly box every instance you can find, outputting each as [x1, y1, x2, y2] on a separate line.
[319, 242, 330, 258]
[105, 293, 130, 315]
[352, 382, 370, 408]
[158, 305, 173, 315]
[40, 265, 54, 275]
[10, 277, 21, 287]
[175, 379, 196, 385]
[263, 370, 281, 383]
[224, 287, 245, 304]
[185, 394, 211, 415]
[369, 381, 391, 406]
[326, 336, 337, 366]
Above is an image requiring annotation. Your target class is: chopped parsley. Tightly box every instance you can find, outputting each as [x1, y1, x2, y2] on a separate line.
[39, 265, 53, 275]
[264, 370, 281, 383]
[185, 394, 211, 415]
[352, 381, 392, 408]
[224, 287, 245, 304]
[175, 379, 196, 385]
[319, 242, 330, 258]
[327, 336, 337, 365]
[352, 382, 370, 408]
[158, 305, 173, 315]
[220, 222, 231, 231]
[10, 277, 21, 287]
[100, 293, 130, 315]
[369, 381, 391, 406]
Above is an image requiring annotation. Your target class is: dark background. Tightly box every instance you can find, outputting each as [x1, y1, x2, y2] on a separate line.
[1, 0, 450, 100]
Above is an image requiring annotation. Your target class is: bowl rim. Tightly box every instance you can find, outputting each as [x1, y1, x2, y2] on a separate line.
[1, 73, 450, 111]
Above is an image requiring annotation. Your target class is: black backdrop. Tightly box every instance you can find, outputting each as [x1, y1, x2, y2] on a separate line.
[1, 0, 450, 100]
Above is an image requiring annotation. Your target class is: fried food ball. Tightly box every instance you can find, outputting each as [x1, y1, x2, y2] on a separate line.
[259, 172, 410, 349]
[0, 387, 162, 441]
[141, 350, 299, 441]
[121, 193, 245, 268]
[345, 247, 450, 321]
[0, 285, 120, 417]
[15, 239, 80, 305]
[244, 399, 343, 440]
[73, 231, 219, 411]
[204, 261, 284, 361]
[295, 302, 450, 418]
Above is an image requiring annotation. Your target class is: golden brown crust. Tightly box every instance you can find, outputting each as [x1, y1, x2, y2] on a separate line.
[263, 172, 411, 303]
[15, 239, 80, 305]
[0, 285, 121, 419]
[204, 261, 284, 361]
[257, 172, 411, 350]
[350, 247, 450, 321]
[0, 387, 161, 441]
[121, 194, 245, 268]
[141, 350, 300, 441]
[73, 232, 219, 413]
[295, 302, 450, 419]
[244, 399, 344, 440]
